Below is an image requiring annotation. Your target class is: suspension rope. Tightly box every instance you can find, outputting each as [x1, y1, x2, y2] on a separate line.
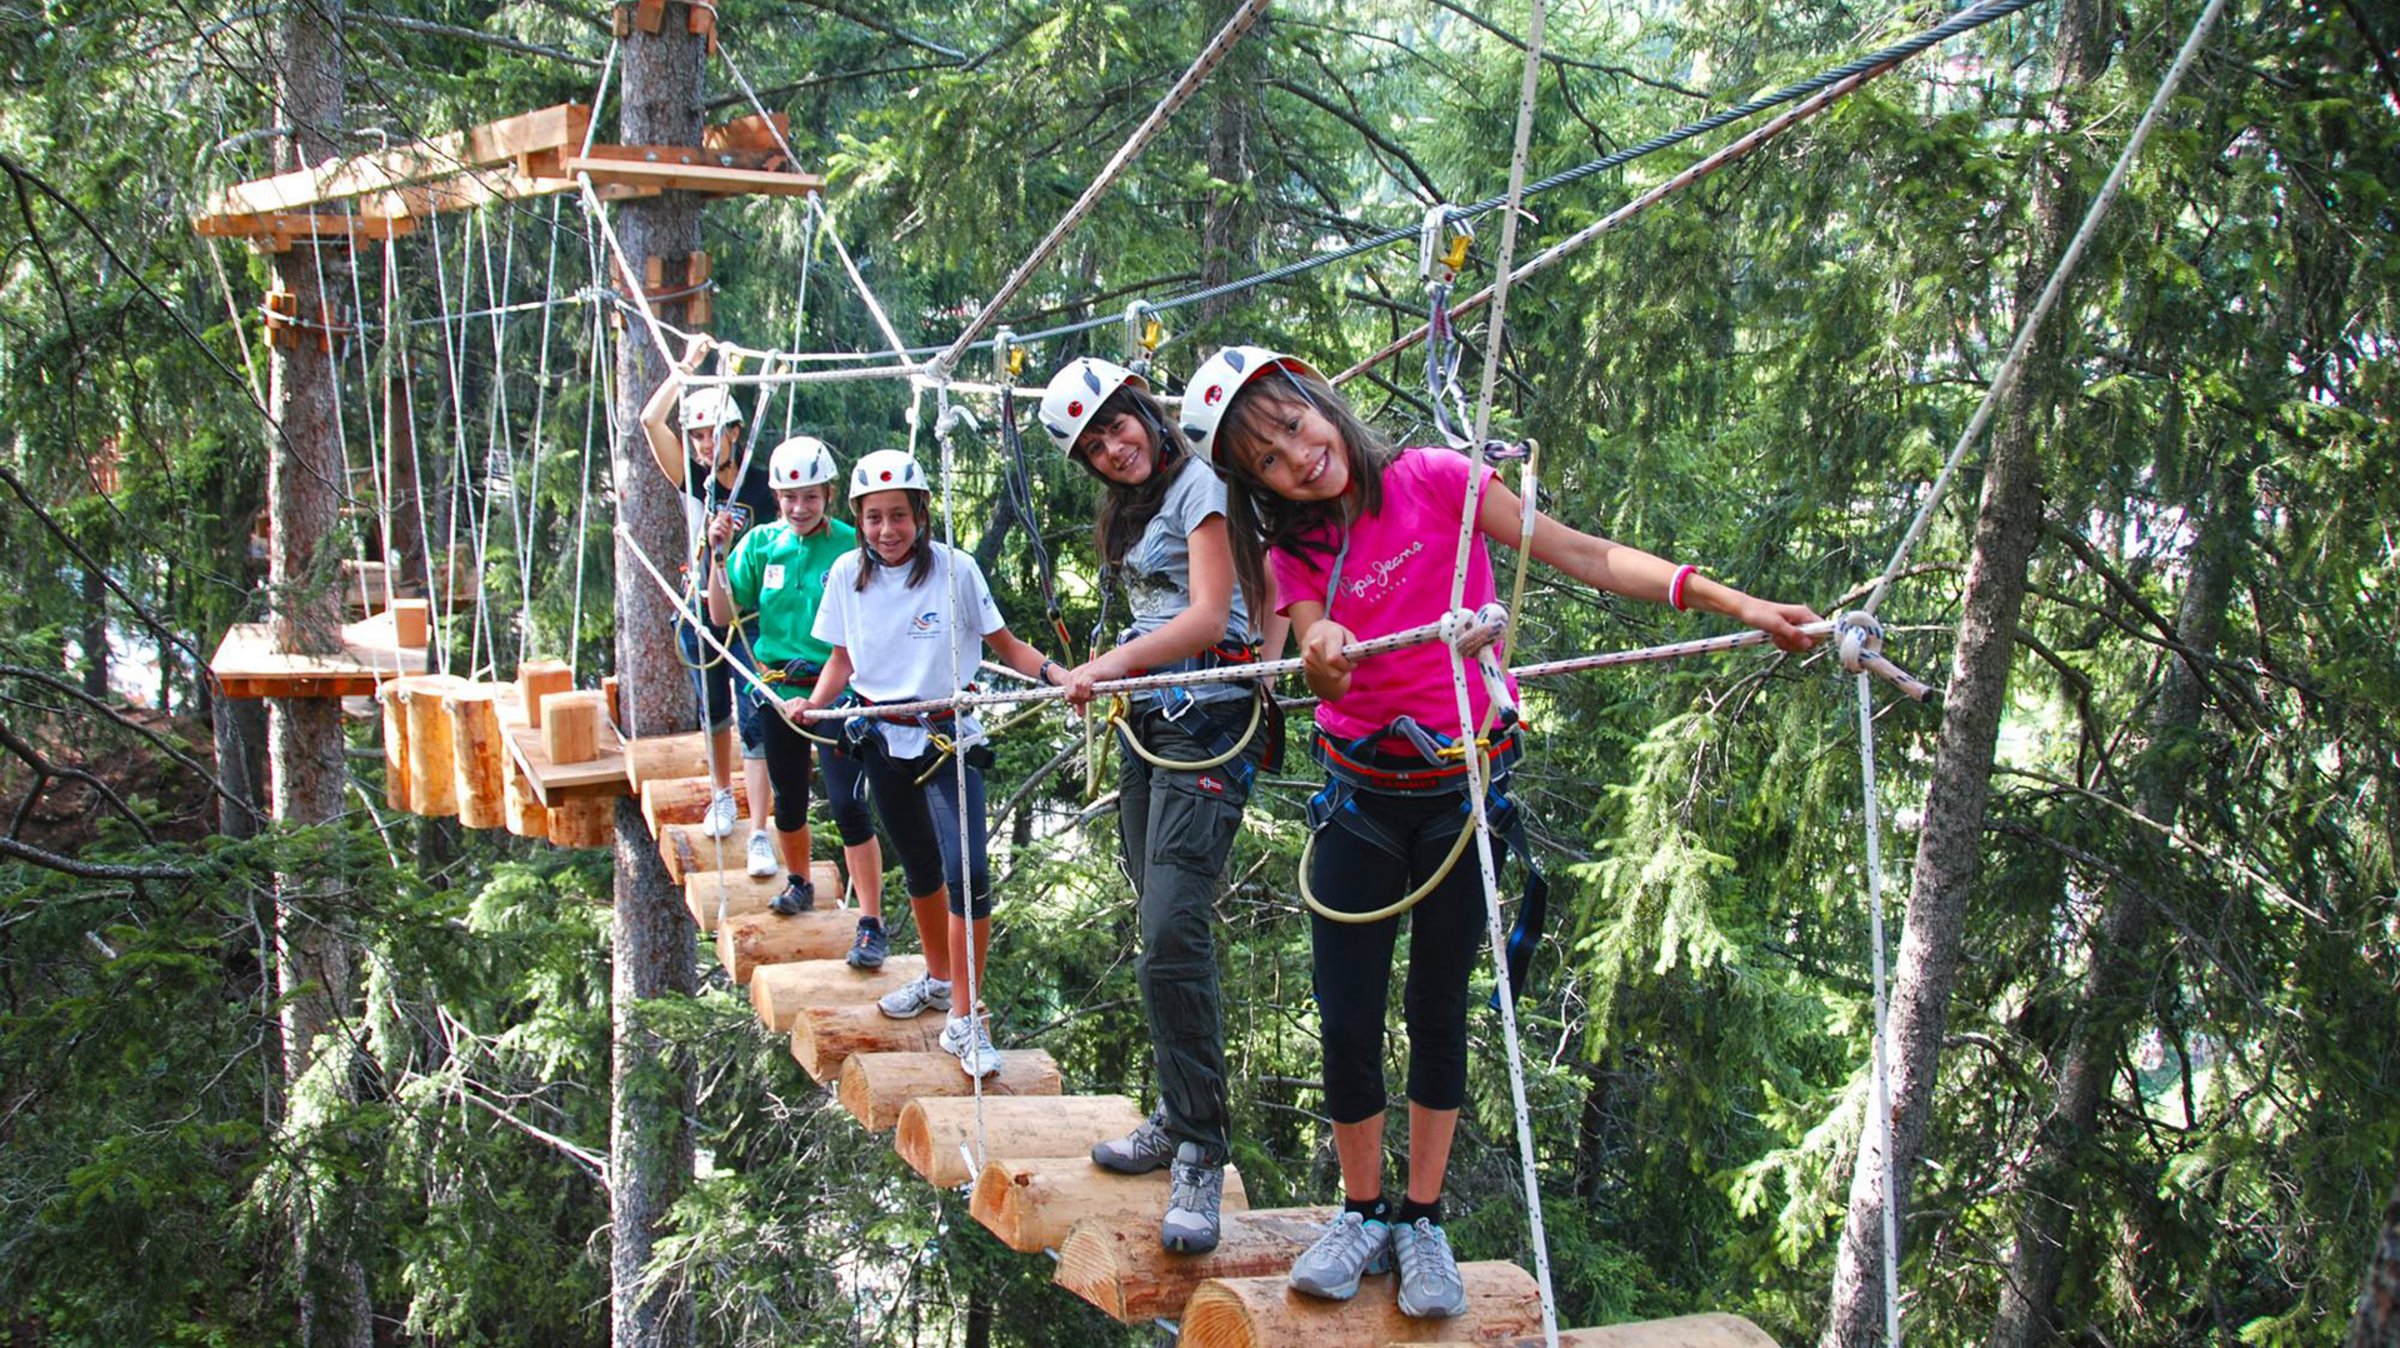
[924, 0, 1271, 379]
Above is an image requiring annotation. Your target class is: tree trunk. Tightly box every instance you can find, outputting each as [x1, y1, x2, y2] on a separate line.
[2350, 1159, 2400, 1346]
[384, 361, 427, 591]
[265, 3, 370, 1346]
[1193, 0, 1265, 336]
[80, 558, 108, 698]
[1819, 2, 2110, 1341]
[1985, 467, 2236, 1346]
[610, 10, 706, 1346]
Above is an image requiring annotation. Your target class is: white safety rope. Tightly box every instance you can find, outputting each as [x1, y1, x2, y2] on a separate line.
[932, 385, 992, 1180]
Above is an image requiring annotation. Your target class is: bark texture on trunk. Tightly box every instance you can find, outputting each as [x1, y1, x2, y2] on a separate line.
[1820, 2, 2110, 1341]
[609, 10, 705, 1346]
[2351, 1160, 2400, 1347]
[266, 3, 370, 1345]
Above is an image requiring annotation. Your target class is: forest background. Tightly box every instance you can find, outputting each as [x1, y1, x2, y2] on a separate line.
[0, 0, 2394, 1344]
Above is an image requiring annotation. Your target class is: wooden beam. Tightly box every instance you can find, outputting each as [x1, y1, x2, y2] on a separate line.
[558, 157, 825, 198]
[203, 103, 592, 217]
[195, 211, 419, 252]
[714, 903, 862, 983]
[705, 113, 790, 153]
[970, 1152, 1246, 1255]
[685, 860, 842, 932]
[1179, 1263, 1542, 1347]
[842, 1051, 1063, 1132]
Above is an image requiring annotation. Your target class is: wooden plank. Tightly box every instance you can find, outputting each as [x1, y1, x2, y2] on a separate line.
[972, 1152, 1247, 1255]
[1180, 1262, 1541, 1348]
[704, 113, 790, 152]
[1055, 1207, 1336, 1325]
[845, 1052, 1063, 1133]
[194, 212, 420, 250]
[575, 144, 792, 172]
[791, 1005, 944, 1085]
[504, 719, 629, 808]
[211, 615, 428, 700]
[750, 957, 926, 1033]
[204, 103, 592, 217]
[557, 157, 824, 198]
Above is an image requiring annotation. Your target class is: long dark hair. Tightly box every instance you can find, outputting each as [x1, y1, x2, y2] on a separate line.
[1073, 383, 1183, 568]
[852, 489, 936, 591]
[1214, 364, 1394, 617]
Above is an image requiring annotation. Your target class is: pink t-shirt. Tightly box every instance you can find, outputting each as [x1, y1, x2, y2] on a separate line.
[1268, 446, 1520, 742]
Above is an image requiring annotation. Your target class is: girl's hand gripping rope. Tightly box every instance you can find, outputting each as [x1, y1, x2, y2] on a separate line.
[1300, 619, 1362, 702]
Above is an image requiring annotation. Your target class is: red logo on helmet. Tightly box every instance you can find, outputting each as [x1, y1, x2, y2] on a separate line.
[880, 470, 893, 481]
[1067, 400, 1084, 418]
[1203, 384, 1225, 406]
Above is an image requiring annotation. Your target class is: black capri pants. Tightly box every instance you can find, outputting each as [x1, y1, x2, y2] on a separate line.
[854, 731, 991, 919]
[1307, 783, 1488, 1124]
[757, 700, 875, 844]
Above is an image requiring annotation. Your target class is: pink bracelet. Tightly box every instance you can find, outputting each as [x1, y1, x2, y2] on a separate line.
[1668, 564, 1698, 612]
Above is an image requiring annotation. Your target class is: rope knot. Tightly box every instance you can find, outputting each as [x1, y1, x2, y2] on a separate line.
[1441, 605, 1507, 658]
[1835, 611, 1884, 675]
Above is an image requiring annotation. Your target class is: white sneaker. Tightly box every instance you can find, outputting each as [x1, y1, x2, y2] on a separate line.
[877, 974, 953, 1020]
[940, 1013, 1002, 1079]
[744, 830, 777, 877]
[702, 787, 739, 838]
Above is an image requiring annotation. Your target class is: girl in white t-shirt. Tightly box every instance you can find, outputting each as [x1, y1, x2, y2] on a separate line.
[803, 449, 1062, 1079]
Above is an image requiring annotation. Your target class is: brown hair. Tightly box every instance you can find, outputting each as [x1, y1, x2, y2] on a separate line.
[1213, 364, 1394, 617]
[1073, 383, 1183, 568]
[852, 489, 936, 591]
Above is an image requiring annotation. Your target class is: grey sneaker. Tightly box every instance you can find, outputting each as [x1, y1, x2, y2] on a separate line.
[877, 973, 952, 1019]
[744, 830, 777, 877]
[940, 1013, 1002, 1079]
[1288, 1210, 1391, 1301]
[1160, 1142, 1225, 1254]
[1392, 1218, 1468, 1319]
[768, 877, 815, 915]
[1090, 1109, 1176, 1175]
[846, 918, 889, 970]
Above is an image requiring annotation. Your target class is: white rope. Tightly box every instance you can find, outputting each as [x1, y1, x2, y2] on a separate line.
[1432, 5, 1559, 1338]
[519, 197, 565, 666]
[932, 386, 991, 1180]
[1860, 0, 2229, 619]
[1839, 615, 1902, 1348]
[925, 0, 1272, 378]
[808, 195, 915, 361]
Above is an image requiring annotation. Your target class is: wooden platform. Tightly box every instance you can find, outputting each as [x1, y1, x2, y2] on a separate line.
[505, 718, 630, 807]
[213, 613, 428, 699]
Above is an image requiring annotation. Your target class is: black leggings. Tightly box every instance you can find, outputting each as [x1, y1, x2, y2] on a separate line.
[856, 734, 991, 918]
[759, 706, 874, 844]
[1307, 785, 1487, 1124]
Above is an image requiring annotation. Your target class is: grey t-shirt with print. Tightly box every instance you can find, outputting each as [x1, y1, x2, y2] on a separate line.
[1121, 455, 1256, 704]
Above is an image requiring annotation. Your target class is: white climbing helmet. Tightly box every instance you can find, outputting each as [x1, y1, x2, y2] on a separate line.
[848, 448, 930, 501]
[678, 384, 744, 434]
[767, 436, 839, 491]
[1178, 345, 1325, 468]
[1038, 356, 1149, 456]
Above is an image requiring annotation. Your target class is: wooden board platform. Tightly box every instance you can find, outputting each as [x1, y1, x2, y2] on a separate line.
[505, 719, 630, 807]
[212, 614, 428, 699]
[1055, 1207, 1335, 1325]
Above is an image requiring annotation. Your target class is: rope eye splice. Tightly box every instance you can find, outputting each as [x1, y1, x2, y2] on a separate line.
[1418, 204, 1478, 449]
[1831, 609, 1940, 706]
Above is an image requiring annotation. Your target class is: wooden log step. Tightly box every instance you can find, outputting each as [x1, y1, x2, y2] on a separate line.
[1180, 1262, 1540, 1347]
[894, 1094, 1144, 1189]
[685, 861, 841, 932]
[444, 682, 508, 829]
[971, 1153, 1248, 1255]
[1477, 1315, 1778, 1348]
[791, 1005, 944, 1085]
[548, 795, 615, 848]
[641, 774, 754, 839]
[1055, 1206, 1337, 1325]
[714, 902, 860, 984]
[377, 680, 412, 811]
[402, 674, 469, 818]
[623, 730, 713, 792]
[749, 956, 925, 1033]
[657, 822, 737, 884]
[840, 1051, 1062, 1132]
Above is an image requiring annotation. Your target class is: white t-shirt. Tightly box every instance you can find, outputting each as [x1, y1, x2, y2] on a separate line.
[814, 541, 1005, 759]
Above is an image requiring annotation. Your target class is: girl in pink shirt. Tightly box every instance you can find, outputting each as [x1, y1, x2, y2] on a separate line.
[1179, 344, 1820, 1318]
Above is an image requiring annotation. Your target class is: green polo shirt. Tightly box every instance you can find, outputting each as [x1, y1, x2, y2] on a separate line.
[724, 516, 854, 692]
